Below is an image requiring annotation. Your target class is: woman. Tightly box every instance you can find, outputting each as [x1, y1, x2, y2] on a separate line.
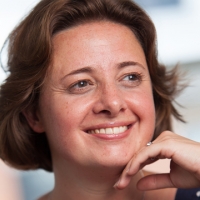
[0, 0, 200, 199]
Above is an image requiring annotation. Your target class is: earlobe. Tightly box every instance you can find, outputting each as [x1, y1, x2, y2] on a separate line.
[22, 108, 45, 133]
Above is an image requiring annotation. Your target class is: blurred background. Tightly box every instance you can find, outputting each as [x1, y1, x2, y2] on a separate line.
[0, 0, 199, 199]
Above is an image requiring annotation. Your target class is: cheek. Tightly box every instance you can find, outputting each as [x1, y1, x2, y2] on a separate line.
[39, 94, 88, 137]
[139, 91, 155, 123]
[127, 89, 156, 136]
[127, 87, 155, 116]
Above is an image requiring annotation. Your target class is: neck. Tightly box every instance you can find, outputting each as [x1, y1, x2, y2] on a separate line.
[49, 162, 144, 200]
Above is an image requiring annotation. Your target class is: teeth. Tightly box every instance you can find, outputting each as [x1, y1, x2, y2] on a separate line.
[95, 129, 100, 134]
[88, 126, 128, 134]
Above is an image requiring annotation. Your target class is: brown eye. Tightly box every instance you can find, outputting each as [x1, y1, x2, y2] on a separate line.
[68, 79, 94, 94]
[75, 80, 89, 88]
[124, 74, 138, 81]
[121, 73, 142, 87]
[123, 73, 142, 81]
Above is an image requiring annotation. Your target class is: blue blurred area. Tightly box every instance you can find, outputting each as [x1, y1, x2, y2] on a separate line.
[135, 0, 180, 8]
[20, 170, 54, 200]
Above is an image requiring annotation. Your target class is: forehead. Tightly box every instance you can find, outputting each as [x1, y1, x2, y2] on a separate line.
[52, 21, 144, 54]
[50, 21, 147, 74]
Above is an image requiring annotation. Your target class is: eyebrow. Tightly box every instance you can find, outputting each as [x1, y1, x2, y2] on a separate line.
[61, 61, 145, 81]
[60, 67, 93, 82]
[65, 67, 93, 77]
[117, 61, 145, 70]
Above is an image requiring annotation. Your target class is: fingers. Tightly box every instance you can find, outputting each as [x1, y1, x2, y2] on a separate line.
[113, 174, 132, 190]
[114, 142, 162, 189]
[137, 174, 174, 191]
[114, 133, 174, 189]
[114, 131, 200, 190]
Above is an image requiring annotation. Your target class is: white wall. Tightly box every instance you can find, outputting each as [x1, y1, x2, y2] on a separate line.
[0, 0, 40, 83]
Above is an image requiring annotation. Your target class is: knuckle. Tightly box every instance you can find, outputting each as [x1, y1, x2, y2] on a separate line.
[160, 131, 175, 144]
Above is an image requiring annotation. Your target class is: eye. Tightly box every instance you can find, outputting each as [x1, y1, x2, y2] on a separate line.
[68, 80, 93, 94]
[121, 73, 142, 87]
[74, 80, 88, 88]
[123, 74, 139, 81]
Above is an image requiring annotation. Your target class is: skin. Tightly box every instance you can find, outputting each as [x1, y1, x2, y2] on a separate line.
[27, 21, 155, 199]
[116, 131, 200, 191]
[24, 21, 200, 200]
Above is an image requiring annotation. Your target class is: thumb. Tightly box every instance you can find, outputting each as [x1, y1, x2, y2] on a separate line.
[137, 174, 174, 191]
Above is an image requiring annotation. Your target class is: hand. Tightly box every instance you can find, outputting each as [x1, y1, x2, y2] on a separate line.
[114, 131, 200, 190]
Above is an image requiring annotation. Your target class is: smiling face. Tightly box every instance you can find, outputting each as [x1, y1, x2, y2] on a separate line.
[29, 21, 155, 170]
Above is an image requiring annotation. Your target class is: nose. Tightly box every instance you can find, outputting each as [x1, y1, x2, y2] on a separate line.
[92, 84, 127, 117]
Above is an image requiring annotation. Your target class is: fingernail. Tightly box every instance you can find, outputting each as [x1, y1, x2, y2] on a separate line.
[113, 177, 121, 189]
[126, 162, 132, 174]
[126, 166, 130, 174]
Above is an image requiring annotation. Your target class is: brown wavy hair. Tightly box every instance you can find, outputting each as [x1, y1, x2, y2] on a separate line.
[0, 0, 184, 171]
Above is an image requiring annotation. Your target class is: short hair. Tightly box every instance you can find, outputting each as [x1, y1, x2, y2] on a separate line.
[0, 0, 184, 171]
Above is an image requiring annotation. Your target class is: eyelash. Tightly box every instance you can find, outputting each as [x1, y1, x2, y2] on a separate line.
[68, 79, 93, 93]
[121, 72, 143, 87]
[68, 72, 143, 94]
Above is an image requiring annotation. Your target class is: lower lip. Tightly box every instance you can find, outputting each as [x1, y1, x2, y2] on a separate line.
[88, 127, 131, 140]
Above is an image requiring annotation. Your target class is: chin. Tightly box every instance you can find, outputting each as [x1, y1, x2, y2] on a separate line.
[93, 152, 133, 170]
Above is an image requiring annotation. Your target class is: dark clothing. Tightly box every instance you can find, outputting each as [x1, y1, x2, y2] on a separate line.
[175, 188, 200, 200]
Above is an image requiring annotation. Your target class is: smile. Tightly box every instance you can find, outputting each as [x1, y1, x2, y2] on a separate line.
[87, 126, 128, 135]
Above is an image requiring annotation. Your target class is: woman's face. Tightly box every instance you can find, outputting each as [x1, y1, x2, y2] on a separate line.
[35, 21, 155, 169]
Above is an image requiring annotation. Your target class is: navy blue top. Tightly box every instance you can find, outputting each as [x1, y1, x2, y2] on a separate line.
[175, 188, 200, 200]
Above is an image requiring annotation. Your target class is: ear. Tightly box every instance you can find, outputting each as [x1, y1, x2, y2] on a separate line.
[23, 107, 45, 133]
